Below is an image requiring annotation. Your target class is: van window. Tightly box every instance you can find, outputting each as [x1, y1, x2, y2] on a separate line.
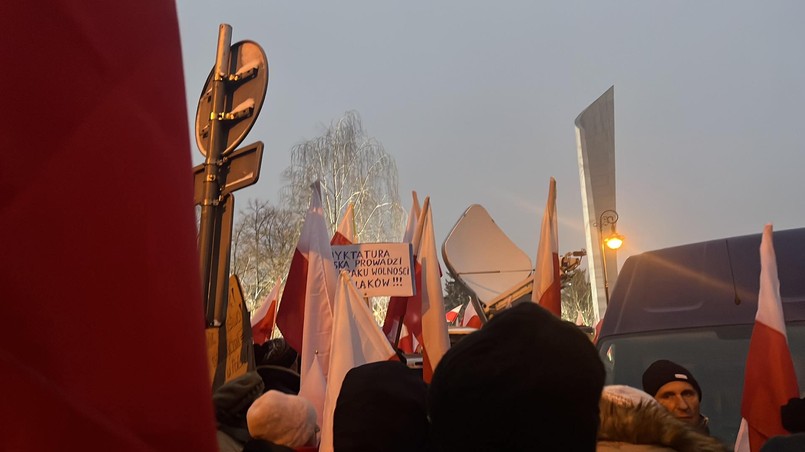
[597, 322, 805, 444]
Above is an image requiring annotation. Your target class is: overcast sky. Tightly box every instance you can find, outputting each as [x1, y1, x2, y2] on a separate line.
[176, 1, 805, 274]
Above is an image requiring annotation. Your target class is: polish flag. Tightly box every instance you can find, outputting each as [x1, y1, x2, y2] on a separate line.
[462, 300, 482, 329]
[531, 177, 561, 317]
[251, 280, 281, 345]
[397, 324, 420, 355]
[445, 305, 462, 324]
[416, 198, 451, 382]
[318, 271, 397, 452]
[331, 203, 355, 245]
[382, 192, 421, 349]
[734, 224, 800, 452]
[1, 1, 217, 448]
[276, 181, 337, 423]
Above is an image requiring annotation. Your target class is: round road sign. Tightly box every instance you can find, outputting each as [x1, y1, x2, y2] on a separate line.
[195, 40, 268, 157]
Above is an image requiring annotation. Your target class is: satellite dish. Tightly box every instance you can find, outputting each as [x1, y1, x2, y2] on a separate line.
[442, 204, 533, 308]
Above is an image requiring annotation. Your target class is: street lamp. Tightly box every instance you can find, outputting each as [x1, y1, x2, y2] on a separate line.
[597, 209, 623, 304]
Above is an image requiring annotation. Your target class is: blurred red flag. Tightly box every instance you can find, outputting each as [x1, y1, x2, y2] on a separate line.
[1, 1, 217, 450]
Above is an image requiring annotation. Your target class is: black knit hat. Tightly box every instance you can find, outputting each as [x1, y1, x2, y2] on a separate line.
[641, 359, 702, 401]
[213, 371, 266, 443]
[428, 302, 605, 452]
[333, 361, 430, 452]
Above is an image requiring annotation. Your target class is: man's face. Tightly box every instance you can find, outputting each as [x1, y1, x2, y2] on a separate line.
[654, 381, 701, 426]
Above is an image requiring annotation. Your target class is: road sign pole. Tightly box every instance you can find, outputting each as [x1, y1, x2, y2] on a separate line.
[199, 24, 232, 325]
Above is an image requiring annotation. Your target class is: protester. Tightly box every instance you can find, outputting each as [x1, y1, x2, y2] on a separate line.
[333, 361, 431, 452]
[255, 365, 301, 396]
[760, 396, 805, 451]
[642, 359, 711, 435]
[255, 337, 299, 370]
[246, 390, 319, 451]
[428, 301, 605, 451]
[597, 385, 727, 451]
[213, 372, 266, 452]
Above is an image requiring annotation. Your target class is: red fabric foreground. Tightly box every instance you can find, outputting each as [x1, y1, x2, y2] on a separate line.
[0, 1, 217, 450]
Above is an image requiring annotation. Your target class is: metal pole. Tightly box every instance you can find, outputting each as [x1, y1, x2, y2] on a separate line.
[597, 209, 619, 306]
[199, 24, 232, 325]
[599, 219, 610, 305]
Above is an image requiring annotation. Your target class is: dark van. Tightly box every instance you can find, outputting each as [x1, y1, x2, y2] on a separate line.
[596, 227, 805, 444]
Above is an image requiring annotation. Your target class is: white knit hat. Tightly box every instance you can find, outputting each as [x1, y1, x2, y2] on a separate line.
[246, 390, 318, 448]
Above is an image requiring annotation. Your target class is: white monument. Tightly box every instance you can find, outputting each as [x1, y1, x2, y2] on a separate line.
[575, 86, 618, 323]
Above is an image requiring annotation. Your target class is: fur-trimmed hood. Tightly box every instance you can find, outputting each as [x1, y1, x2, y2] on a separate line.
[597, 385, 727, 452]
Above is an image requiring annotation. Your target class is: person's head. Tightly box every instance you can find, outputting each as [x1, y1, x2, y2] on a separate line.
[334, 361, 430, 452]
[246, 390, 318, 449]
[255, 338, 299, 369]
[642, 359, 702, 426]
[781, 396, 805, 433]
[212, 371, 266, 445]
[428, 301, 605, 451]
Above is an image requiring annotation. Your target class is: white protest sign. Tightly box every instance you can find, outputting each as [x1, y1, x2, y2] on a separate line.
[331, 242, 415, 297]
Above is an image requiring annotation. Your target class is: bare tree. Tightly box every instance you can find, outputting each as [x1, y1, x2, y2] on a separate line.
[280, 110, 405, 243]
[561, 268, 594, 326]
[231, 198, 299, 310]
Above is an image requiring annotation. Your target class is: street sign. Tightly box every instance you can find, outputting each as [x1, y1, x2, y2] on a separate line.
[195, 40, 268, 157]
[193, 141, 264, 205]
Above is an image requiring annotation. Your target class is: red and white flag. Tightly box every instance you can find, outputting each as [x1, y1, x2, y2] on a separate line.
[330, 203, 355, 245]
[445, 305, 462, 324]
[318, 271, 397, 452]
[734, 224, 800, 452]
[382, 192, 421, 350]
[462, 300, 482, 329]
[416, 198, 451, 383]
[531, 177, 561, 317]
[276, 182, 337, 423]
[251, 280, 281, 345]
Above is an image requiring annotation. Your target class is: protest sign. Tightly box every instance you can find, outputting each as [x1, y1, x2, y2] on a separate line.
[331, 243, 415, 297]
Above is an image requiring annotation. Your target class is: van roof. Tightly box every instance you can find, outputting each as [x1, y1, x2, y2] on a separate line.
[599, 227, 805, 340]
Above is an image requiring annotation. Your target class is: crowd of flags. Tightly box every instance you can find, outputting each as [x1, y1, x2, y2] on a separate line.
[249, 180, 802, 452]
[246, 179, 564, 451]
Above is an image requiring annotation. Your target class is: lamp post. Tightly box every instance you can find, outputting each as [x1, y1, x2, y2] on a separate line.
[597, 209, 623, 305]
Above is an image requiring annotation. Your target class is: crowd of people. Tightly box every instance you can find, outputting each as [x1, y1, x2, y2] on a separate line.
[215, 302, 803, 451]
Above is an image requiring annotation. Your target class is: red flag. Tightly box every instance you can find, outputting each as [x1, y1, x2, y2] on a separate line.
[735, 224, 800, 452]
[276, 182, 337, 423]
[330, 203, 355, 245]
[319, 271, 397, 451]
[417, 198, 451, 382]
[531, 177, 561, 317]
[251, 280, 281, 345]
[1, 1, 217, 449]
[446, 305, 462, 324]
[382, 192, 421, 348]
[462, 300, 482, 329]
